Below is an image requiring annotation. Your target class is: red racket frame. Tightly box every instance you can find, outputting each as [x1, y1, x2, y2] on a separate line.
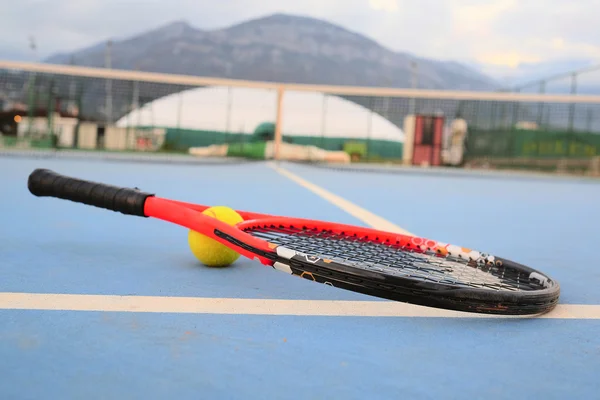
[149, 197, 423, 267]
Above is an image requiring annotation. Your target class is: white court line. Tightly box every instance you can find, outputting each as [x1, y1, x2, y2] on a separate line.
[267, 162, 415, 236]
[0, 292, 598, 319]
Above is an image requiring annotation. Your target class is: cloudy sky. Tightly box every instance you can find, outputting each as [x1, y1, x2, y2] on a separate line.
[1, 0, 599, 82]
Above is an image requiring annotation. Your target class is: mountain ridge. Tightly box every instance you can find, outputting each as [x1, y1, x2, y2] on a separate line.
[44, 13, 500, 91]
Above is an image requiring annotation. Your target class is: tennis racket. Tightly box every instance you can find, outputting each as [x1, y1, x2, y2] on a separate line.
[27, 168, 560, 315]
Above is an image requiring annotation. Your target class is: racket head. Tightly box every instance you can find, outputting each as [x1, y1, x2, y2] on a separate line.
[235, 216, 559, 314]
[148, 198, 560, 315]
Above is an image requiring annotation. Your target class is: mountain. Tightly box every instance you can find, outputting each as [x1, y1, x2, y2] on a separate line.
[44, 13, 499, 91]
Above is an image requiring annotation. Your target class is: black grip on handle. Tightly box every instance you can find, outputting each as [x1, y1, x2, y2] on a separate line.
[27, 168, 154, 217]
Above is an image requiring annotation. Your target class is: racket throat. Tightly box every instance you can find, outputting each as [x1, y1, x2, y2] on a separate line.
[213, 228, 279, 263]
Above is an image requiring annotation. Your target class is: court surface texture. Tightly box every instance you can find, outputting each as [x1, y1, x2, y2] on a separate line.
[1, 154, 599, 399]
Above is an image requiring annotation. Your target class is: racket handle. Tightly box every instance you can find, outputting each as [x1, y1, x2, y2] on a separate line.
[27, 168, 154, 217]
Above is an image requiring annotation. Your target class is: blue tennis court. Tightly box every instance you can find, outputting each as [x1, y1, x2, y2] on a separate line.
[1, 154, 599, 399]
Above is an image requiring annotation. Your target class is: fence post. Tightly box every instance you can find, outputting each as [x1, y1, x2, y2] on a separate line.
[320, 94, 327, 149]
[537, 80, 545, 127]
[225, 86, 232, 144]
[274, 85, 285, 160]
[366, 97, 374, 160]
[568, 72, 577, 132]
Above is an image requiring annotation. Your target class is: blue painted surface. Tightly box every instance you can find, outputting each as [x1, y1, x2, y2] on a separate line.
[283, 163, 600, 305]
[0, 158, 371, 300]
[1, 156, 599, 399]
[1, 310, 599, 400]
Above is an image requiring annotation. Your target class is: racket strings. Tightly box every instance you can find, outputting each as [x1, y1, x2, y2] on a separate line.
[245, 225, 539, 291]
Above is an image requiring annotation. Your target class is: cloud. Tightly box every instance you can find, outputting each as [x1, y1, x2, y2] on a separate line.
[471, 35, 600, 74]
[476, 53, 543, 69]
[451, 0, 517, 36]
[435, 0, 600, 79]
[0, 0, 599, 83]
[368, 0, 399, 12]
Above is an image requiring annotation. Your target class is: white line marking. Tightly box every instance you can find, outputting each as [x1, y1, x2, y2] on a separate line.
[0, 292, 597, 319]
[267, 162, 415, 236]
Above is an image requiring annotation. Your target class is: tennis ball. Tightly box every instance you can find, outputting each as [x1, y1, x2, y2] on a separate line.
[188, 206, 244, 268]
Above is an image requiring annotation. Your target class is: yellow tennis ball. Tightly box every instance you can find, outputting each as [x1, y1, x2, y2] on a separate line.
[188, 206, 244, 268]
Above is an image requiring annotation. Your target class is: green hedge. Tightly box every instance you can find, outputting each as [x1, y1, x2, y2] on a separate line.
[226, 142, 267, 159]
[466, 129, 600, 159]
[161, 127, 403, 159]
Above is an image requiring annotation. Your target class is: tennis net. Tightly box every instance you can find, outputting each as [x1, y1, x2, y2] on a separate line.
[1, 60, 600, 174]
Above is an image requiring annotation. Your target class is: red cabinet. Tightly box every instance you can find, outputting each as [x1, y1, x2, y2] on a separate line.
[412, 115, 444, 166]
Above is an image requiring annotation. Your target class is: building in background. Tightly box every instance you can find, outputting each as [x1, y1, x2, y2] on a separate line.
[115, 86, 405, 160]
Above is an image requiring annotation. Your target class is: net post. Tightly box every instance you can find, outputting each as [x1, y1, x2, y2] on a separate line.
[402, 114, 416, 165]
[274, 85, 285, 160]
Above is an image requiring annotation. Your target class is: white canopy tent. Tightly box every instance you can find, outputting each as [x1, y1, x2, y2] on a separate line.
[115, 86, 405, 142]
